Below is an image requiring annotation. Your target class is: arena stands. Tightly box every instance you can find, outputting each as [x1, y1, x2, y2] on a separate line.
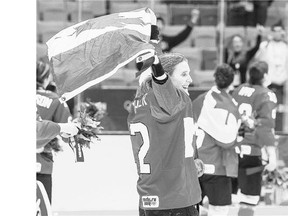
[36, 0, 288, 132]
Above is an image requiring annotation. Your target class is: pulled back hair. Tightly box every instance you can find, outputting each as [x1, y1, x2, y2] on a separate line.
[214, 64, 234, 89]
[248, 61, 268, 86]
[135, 53, 187, 98]
[37, 61, 50, 88]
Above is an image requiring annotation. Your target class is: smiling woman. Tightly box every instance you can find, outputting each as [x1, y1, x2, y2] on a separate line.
[128, 52, 202, 216]
[136, 53, 193, 98]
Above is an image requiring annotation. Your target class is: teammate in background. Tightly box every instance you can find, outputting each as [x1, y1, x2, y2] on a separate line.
[232, 61, 277, 216]
[36, 61, 72, 204]
[156, 9, 199, 53]
[193, 64, 241, 216]
[128, 52, 201, 216]
[36, 116, 78, 216]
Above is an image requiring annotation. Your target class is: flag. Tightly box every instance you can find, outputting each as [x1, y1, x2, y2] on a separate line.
[46, 8, 156, 101]
[194, 86, 241, 144]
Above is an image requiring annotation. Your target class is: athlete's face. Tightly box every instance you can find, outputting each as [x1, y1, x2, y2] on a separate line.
[170, 61, 192, 95]
[232, 36, 244, 52]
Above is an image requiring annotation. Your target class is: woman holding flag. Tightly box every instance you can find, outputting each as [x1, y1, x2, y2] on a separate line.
[128, 52, 202, 216]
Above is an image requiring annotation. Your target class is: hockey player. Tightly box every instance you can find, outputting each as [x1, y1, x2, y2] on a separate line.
[193, 64, 242, 216]
[36, 116, 78, 216]
[36, 61, 72, 203]
[232, 61, 277, 216]
[128, 52, 202, 216]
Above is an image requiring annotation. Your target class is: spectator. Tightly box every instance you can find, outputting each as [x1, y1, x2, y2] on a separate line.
[232, 61, 278, 216]
[224, 24, 265, 85]
[193, 64, 241, 216]
[156, 9, 199, 53]
[255, 21, 288, 106]
[36, 60, 72, 204]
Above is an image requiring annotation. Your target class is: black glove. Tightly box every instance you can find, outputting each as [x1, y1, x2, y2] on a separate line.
[135, 51, 155, 77]
[151, 60, 165, 78]
[150, 25, 159, 41]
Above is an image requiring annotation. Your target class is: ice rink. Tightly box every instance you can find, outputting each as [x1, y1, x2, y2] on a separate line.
[51, 135, 288, 216]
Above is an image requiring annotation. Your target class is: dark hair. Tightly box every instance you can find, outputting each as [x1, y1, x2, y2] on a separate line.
[214, 64, 234, 89]
[37, 61, 50, 87]
[248, 61, 268, 85]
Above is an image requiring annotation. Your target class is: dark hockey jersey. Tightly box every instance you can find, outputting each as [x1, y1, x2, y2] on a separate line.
[36, 89, 71, 174]
[128, 78, 201, 210]
[232, 84, 277, 156]
[193, 86, 241, 177]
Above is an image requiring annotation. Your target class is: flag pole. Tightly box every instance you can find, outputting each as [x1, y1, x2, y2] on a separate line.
[74, 0, 83, 117]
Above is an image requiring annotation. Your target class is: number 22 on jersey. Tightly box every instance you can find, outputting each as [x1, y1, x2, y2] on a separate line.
[130, 118, 197, 174]
[130, 123, 151, 174]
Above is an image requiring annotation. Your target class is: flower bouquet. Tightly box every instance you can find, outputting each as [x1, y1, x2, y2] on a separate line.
[68, 99, 107, 162]
[263, 168, 288, 189]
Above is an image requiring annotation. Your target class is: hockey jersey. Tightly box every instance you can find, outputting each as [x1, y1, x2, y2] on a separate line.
[232, 84, 277, 156]
[128, 77, 201, 210]
[193, 86, 241, 177]
[36, 89, 71, 174]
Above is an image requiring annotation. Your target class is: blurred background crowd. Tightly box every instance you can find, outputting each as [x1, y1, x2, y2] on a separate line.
[36, 0, 288, 133]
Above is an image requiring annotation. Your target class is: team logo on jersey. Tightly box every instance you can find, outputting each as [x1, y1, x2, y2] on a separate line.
[142, 196, 159, 208]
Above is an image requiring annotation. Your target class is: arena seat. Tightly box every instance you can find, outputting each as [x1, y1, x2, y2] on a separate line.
[162, 25, 193, 48]
[172, 47, 203, 72]
[202, 47, 218, 70]
[109, 2, 145, 14]
[169, 4, 195, 25]
[245, 26, 258, 48]
[67, 0, 107, 22]
[265, 6, 285, 27]
[109, 0, 135, 3]
[191, 70, 214, 87]
[198, 5, 218, 26]
[153, 4, 170, 25]
[37, 21, 68, 43]
[192, 26, 217, 48]
[37, 0, 68, 21]
[245, 26, 271, 48]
